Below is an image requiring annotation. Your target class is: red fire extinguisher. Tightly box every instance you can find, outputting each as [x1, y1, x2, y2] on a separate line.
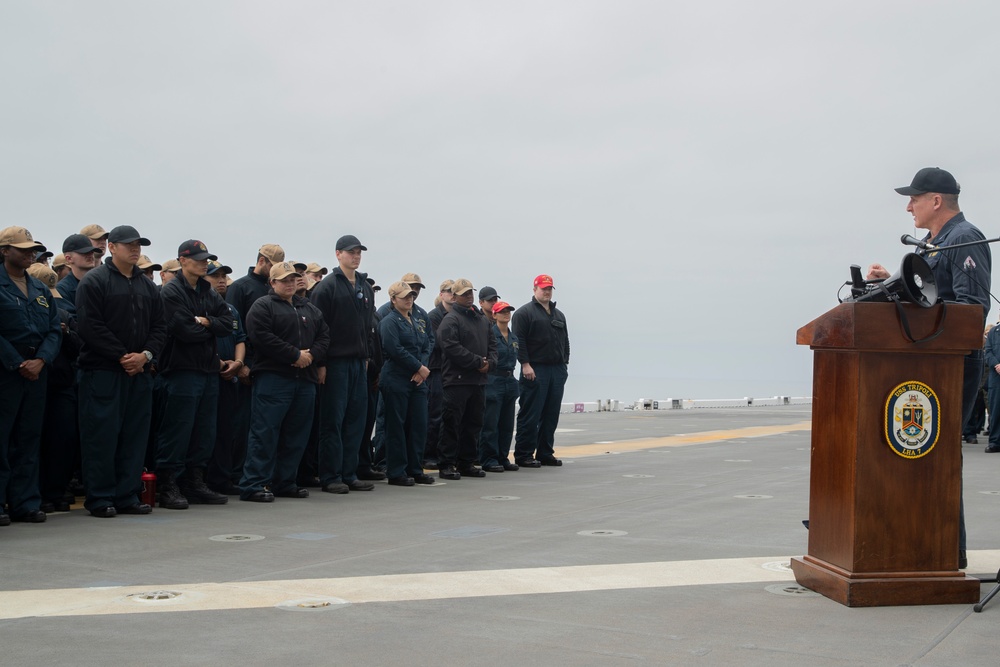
[141, 470, 157, 507]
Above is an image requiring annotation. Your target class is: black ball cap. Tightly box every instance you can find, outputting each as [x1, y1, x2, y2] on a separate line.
[62, 233, 102, 254]
[895, 167, 960, 196]
[336, 234, 367, 251]
[177, 239, 218, 261]
[108, 225, 151, 246]
[479, 286, 500, 301]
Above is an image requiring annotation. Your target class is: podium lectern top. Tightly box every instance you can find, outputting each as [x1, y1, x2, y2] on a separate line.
[796, 302, 983, 353]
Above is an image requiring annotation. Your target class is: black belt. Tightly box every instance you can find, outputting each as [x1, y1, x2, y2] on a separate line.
[491, 370, 514, 377]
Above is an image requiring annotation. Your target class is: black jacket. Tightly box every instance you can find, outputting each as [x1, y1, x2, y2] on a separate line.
[159, 276, 234, 374]
[48, 300, 82, 389]
[226, 267, 271, 367]
[226, 267, 270, 322]
[309, 267, 375, 360]
[438, 305, 497, 386]
[245, 293, 330, 383]
[76, 258, 167, 372]
[428, 302, 449, 370]
[511, 297, 569, 365]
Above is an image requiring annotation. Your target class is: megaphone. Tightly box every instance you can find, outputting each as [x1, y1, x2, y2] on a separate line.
[846, 253, 938, 308]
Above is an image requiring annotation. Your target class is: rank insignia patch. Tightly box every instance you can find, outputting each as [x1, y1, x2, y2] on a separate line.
[885, 381, 940, 459]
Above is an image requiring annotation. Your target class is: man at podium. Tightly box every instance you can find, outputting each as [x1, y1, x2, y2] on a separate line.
[867, 166, 992, 569]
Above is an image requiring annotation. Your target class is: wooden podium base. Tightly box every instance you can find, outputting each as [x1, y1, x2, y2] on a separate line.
[791, 556, 980, 607]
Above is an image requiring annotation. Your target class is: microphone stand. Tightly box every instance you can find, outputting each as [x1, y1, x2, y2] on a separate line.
[909, 236, 1000, 252]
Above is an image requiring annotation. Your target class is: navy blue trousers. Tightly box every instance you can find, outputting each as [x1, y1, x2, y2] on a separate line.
[207, 376, 244, 489]
[318, 358, 367, 485]
[480, 375, 518, 467]
[155, 370, 219, 482]
[78, 369, 153, 512]
[380, 377, 428, 479]
[424, 370, 443, 462]
[0, 367, 46, 517]
[958, 350, 984, 552]
[439, 384, 485, 468]
[40, 383, 78, 504]
[513, 363, 568, 462]
[240, 373, 315, 497]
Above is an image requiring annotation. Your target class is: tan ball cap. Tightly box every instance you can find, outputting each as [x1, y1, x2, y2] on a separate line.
[259, 244, 285, 263]
[0, 226, 46, 252]
[452, 278, 475, 295]
[270, 261, 301, 281]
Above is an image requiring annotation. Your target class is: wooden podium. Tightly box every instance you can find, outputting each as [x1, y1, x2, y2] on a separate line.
[791, 302, 982, 607]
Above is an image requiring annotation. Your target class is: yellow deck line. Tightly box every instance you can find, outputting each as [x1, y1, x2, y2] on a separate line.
[563, 421, 812, 458]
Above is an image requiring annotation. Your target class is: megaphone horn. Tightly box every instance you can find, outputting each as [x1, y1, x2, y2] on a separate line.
[879, 253, 938, 308]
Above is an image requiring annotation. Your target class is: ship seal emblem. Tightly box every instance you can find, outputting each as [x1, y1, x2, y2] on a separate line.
[884, 381, 940, 459]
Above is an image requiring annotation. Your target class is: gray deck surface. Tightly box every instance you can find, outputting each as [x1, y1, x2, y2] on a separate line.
[2, 405, 999, 666]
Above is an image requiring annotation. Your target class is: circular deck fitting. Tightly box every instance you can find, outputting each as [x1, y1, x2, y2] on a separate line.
[577, 530, 628, 537]
[622, 474, 654, 478]
[209, 534, 265, 542]
[275, 597, 350, 612]
[127, 590, 183, 602]
[764, 584, 819, 597]
[761, 561, 793, 573]
[733, 494, 773, 499]
[481, 496, 520, 501]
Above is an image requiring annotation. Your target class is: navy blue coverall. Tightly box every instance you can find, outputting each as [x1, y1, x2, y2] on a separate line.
[0, 264, 61, 519]
[378, 306, 432, 480]
[480, 324, 519, 468]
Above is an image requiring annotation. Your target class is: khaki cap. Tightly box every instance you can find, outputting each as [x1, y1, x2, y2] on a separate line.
[52, 253, 67, 269]
[259, 243, 285, 263]
[439, 279, 455, 293]
[270, 261, 301, 281]
[452, 278, 475, 295]
[26, 263, 60, 297]
[401, 272, 425, 289]
[0, 226, 46, 252]
[388, 281, 417, 299]
[161, 258, 181, 273]
[306, 262, 328, 275]
[138, 255, 162, 271]
[80, 223, 109, 240]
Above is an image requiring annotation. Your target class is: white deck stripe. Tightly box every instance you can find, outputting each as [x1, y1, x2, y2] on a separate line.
[4, 551, 999, 619]
[0, 556, 796, 619]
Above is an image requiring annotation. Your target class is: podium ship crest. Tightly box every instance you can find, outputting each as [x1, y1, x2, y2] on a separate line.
[885, 381, 940, 459]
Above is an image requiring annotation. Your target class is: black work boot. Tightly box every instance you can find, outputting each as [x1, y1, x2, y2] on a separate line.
[158, 479, 190, 510]
[177, 469, 229, 505]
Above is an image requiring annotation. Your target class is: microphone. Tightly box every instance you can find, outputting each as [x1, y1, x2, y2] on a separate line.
[900, 234, 937, 250]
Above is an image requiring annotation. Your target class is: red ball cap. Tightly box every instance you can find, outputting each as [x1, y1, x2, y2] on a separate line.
[533, 274, 554, 289]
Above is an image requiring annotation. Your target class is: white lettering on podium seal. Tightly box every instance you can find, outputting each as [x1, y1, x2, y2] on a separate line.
[884, 381, 940, 459]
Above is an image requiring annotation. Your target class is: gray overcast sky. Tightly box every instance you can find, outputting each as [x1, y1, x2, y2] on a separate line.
[4, 1, 999, 402]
